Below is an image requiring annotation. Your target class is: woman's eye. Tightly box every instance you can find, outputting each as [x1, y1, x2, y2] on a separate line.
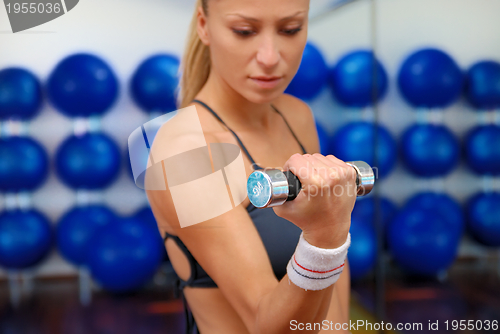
[282, 27, 302, 35]
[233, 29, 255, 37]
[232, 27, 302, 37]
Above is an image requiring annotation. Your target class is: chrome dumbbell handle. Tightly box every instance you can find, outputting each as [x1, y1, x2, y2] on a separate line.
[247, 161, 375, 209]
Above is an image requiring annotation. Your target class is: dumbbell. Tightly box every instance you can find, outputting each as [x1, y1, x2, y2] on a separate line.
[247, 161, 374, 208]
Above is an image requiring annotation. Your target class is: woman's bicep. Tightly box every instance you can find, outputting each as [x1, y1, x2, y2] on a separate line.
[147, 186, 278, 334]
[181, 206, 279, 331]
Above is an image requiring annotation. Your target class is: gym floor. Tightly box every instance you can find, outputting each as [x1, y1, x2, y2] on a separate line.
[0, 259, 498, 334]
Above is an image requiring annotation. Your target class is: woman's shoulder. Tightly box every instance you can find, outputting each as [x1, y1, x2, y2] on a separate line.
[273, 93, 310, 114]
[273, 93, 320, 154]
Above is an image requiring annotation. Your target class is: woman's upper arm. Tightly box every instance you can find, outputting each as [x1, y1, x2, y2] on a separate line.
[147, 186, 278, 333]
[145, 129, 279, 334]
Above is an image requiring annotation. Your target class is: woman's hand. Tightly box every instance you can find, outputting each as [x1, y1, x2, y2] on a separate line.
[272, 153, 358, 248]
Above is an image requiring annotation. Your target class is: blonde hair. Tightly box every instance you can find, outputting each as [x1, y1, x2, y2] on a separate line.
[178, 0, 211, 109]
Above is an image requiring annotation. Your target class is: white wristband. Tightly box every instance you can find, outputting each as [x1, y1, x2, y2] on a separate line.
[287, 232, 351, 291]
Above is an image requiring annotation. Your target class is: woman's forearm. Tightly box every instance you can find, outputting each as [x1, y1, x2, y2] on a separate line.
[254, 228, 350, 334]
[256, 275, 336, 334]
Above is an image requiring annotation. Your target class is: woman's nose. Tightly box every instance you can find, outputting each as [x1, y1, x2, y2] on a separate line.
[256, 35, 280, 68]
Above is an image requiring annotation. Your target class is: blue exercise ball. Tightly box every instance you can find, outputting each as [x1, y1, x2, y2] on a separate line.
[285, 42, 328, 101]
[55, 133, 121, 189]
[401, 124, 459, 177]
[57, 206, 118, 266]
[47, 53, 119, 117]
[331, 122, 397, 179]
[348, 218, 377, 280]
[352, 196, 397, 231]
[465, 125, 500, 175]
[87, 217, 164, 292]
[0, 136, 49, 192]
[0, 209, 52, 269]
[329, 50, 388, 107]
[398, 48, 463, 108]
[0, 68, 43, 121]
[352, 196, 397, 250]
[388, 206, 460, 276]
[466, 192, 500, 247]
[465, 61, 500, 110]
[131, 54, 180, 113]
[133, 206, 159, 232]
[405, 192, 464, 238]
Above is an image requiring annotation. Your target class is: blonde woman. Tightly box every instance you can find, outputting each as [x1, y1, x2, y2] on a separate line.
[146, 0, 357, 333]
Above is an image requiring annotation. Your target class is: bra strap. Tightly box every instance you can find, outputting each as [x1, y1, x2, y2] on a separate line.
[164, 232, 197, 288]
[192, 99, 263, 170]
[270, 105, 308, 154]
[164, 232, 219, 289]
[164, 232, 198, 334]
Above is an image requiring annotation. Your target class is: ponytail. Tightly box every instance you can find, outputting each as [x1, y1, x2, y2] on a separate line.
[178, 0, 211, 108]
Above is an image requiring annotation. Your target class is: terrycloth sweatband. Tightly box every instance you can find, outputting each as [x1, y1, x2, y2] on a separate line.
[287, 231, 351, 291]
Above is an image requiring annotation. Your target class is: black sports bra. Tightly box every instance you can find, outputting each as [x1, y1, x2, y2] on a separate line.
[165, 99, 308, 334]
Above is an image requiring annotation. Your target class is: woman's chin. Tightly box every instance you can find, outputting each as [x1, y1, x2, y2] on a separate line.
[243, 89, 284, 105]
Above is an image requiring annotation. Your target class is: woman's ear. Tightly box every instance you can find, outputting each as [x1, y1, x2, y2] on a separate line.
[196, 6, 210, 46]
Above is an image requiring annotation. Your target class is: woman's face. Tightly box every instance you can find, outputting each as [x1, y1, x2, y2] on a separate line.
[198, 0, 309, 104]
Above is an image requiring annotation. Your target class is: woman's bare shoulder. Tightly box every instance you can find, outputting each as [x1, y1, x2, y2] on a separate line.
[273, 93, 320, 154]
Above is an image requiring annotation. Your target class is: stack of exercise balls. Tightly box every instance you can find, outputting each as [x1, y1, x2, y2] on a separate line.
[0, 68, 53, 279]
[327, 50, 395, 178]
[387, 48, 465, 277]
[329, 50, 397, 279]
[127, 53, 182, 261]
[464, 60, 500, 247]
[127, 53, 180, 183]
[47, 53, 163, 292]
[398, 48, 462, 177]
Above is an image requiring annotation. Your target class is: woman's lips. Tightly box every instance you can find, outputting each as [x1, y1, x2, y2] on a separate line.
[250, 76, 283, 89]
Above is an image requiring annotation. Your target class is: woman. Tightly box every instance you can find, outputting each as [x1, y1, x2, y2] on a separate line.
[146, 0, 357, 333]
